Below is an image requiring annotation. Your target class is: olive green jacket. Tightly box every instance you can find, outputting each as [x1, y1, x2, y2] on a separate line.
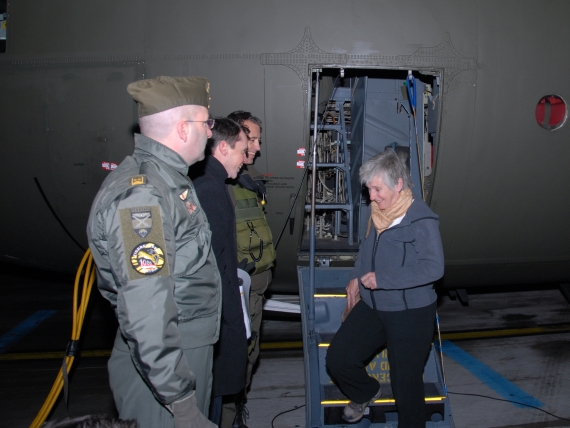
[87, 133, 221, 406]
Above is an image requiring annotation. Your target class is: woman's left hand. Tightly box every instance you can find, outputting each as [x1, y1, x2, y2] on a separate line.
[360, 272, 377, 289]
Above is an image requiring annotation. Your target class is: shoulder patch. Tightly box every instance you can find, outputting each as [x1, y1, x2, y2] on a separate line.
[130, 242, 166, 275]
[131, 207, 153, 238]
[130, 175, 147, 186]
[119, 205, 170, 280]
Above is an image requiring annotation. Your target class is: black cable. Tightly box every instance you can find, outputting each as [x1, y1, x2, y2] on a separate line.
[269, 395, 570, 426]
[274, 166, 307, 250]
[448, 391, 570, 422]
[34, 177, 86, 252]
[271, 403, 305, 428]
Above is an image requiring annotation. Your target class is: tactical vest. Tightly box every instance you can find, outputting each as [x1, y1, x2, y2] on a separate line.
[232, 184, 276, 275]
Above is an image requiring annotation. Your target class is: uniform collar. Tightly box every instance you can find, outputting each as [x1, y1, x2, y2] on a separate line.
[133, 133, 190, 175]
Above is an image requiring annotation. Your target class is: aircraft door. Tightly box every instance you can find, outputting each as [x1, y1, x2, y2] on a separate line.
[351, 75, 427, 242]
[300, 69, 439, 265]
[349, 76, 366, 244]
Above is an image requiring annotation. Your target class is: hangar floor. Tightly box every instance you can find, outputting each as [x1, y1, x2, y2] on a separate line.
[1, 263, 570, 428]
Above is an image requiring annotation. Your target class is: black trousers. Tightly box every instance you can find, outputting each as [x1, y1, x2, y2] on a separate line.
[326, 299, 436, 428]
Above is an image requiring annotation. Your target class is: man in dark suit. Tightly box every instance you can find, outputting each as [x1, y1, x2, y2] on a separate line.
[190, 118, 249, 427]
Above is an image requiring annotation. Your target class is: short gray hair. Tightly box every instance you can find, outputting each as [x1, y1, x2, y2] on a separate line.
[359, 149, 412, 190]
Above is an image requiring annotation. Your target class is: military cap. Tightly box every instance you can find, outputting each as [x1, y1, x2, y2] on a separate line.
[127, 76, 211, 117]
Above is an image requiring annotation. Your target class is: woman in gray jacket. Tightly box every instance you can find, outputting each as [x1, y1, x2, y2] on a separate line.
[326, 149, 444, 427]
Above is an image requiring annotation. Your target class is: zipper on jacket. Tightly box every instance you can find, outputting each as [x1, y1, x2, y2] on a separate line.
[402, 289, 408, 309]
[369, 233, 380, 310]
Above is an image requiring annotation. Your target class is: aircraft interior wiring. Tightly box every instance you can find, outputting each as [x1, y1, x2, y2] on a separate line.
[302, 68, 441, 250]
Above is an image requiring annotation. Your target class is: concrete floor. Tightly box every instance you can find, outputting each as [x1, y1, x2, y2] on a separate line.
[1, 263, 570, 428]
[435, 288, 570, 428]
[244, 289, 570, 428]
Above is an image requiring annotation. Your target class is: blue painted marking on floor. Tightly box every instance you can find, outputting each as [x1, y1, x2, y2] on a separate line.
[437, 339, 543, 409]
[0, 310, 57, 353]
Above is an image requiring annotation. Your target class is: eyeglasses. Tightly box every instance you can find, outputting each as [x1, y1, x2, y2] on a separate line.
[185, 119, 215, 129]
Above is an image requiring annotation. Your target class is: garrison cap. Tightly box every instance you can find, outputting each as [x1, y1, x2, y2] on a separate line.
[127, 76, 211, 117]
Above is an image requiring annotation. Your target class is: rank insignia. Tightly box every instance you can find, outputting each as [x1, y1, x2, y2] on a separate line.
[179, 189, 189, 201]
[130, 242, 165, 275]
[131, 209, 152, 238]
[131, 175, 147, 186]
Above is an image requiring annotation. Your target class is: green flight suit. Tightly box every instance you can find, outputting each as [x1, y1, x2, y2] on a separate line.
[87, 133, 221, 428]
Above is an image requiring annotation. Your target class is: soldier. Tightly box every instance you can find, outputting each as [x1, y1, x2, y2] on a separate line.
[225, 111, 276, 428]
[87, 76, 220, 428]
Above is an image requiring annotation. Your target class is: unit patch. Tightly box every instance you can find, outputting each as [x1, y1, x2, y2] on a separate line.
[119, 205, 170, 280]
[179, 189, 188, 201]
[130, 242, 165, 275]
[131, 209, 152, 238]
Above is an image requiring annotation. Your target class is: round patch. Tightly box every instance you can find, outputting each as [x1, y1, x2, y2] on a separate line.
[130, 242, 166, 275]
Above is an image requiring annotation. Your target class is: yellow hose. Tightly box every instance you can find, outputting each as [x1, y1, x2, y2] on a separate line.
[29, 249, 96, 428]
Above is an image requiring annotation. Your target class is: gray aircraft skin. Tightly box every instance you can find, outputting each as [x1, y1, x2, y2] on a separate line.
[1, 1, 569, 291]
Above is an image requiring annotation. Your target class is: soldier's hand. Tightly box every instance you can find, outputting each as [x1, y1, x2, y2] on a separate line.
[170, 392, 217, 428]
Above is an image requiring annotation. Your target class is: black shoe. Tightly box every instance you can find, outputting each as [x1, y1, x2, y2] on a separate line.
[233, 403, 249, 428]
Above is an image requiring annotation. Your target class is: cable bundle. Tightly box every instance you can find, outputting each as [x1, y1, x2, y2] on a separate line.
[29, 249, 95, 428]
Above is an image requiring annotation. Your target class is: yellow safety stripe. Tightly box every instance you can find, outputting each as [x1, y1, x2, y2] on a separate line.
[321, 396, 445, 405]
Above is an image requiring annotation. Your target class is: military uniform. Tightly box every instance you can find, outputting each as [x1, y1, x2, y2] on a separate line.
[229, 166, 275, 387]
[87, 133, 221, 428]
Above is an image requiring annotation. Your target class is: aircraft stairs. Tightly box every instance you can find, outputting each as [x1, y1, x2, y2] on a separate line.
[298, 267, 455, 427]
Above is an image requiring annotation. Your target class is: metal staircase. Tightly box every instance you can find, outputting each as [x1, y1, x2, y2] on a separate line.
[298, 267, 455, 428]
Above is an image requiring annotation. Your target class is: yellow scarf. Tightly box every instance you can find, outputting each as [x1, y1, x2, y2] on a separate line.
[367, 187, 413, 237]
